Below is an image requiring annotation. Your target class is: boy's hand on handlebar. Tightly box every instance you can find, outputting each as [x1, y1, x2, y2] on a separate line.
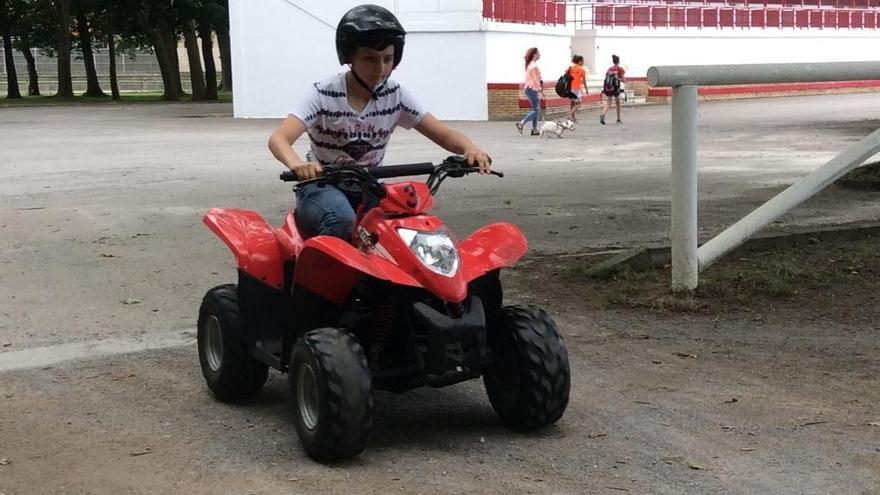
[290, 161, 323, 180]
[463, 147, 492, 174]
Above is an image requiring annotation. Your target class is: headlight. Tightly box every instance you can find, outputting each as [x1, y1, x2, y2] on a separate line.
[397, 227, 460, 277]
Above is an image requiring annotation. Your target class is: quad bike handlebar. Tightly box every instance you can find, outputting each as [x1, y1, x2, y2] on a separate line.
[279, 156, 502, 195]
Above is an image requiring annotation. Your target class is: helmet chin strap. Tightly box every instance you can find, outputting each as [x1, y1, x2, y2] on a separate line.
[349, 68, 386, 100]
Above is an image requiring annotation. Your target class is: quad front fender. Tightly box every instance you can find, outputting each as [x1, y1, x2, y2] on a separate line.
[295, 236, 421, 306]
[459, 223, 528, 283]
[203, 208, 285, 288]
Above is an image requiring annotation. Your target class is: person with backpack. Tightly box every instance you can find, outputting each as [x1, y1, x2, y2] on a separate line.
[567, 55, 588, 123]
[516, 47, 543, 136]
[600, 54, 626, 125]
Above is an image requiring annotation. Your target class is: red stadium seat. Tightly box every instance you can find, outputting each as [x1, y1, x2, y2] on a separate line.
[781, 9, 795, 27]
[652, 6, 670, 28]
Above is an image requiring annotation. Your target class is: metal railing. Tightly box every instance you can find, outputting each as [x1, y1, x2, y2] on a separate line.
[482, 0, 569, 25]
[647, 62, 880, 290]
[576, 3, 880, 28]
[567, 0, 880, 8]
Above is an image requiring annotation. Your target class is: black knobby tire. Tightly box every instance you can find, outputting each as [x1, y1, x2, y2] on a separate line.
[197, 284, 269, 402]
[483, 305, 570, 431]
[289, 327, 373, 462]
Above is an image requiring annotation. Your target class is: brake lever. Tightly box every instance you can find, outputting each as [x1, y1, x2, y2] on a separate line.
[448, 167, 504, 178]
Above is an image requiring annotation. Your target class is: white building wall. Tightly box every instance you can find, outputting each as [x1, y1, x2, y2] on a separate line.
[575, 28, 880, 78]
[230, 0, 880, 120]
[230, 0, 573, 120]
[230, 0, 492, 119]
[230, 0, 354, 119]
[393, 32, 488, 120]
[484, 22, 575, 84]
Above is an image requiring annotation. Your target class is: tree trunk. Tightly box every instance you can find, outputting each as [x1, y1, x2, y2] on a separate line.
[163, 30, 184, 96]
[107, 26, 119, 100]
[183, 29, 205, 101]
[20, 44, 40, 96]
[216, 27, 231, 92]
[149, 28, 179, 101]
[2, 31, 22, 98]
[75, 9, 104, 97]
[198, 26, 217, 100]
[54, 0, 73, 98]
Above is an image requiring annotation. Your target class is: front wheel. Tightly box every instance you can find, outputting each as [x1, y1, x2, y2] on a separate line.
[197, 284, 269, 402]
[289, 328, 373, 462]
[483, 305, 570, 431]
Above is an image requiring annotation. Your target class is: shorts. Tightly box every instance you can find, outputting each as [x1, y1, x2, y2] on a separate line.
[568, 88, 586, 101]
[603, 90, 620, 99]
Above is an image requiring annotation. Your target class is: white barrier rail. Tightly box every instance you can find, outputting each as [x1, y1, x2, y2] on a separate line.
[646, 61, 880, 290]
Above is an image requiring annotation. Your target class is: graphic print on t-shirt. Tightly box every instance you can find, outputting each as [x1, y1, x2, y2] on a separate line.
[290, 73, 427, 168]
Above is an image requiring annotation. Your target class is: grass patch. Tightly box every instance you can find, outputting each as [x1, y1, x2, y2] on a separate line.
[837, 160, 880, 190]
[540, 236, 880, 316]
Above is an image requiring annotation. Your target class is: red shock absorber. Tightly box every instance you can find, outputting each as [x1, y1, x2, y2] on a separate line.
[370, 304, 397, 364]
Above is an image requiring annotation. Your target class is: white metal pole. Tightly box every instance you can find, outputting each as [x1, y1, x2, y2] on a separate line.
[648, 61, 880, 87]
[698, 127, 880, 270]
[671, 85, 699, 291]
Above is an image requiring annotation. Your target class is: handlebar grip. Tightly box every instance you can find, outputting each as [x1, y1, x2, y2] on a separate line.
[368, 162, 436, 179]
[280, 171, 298, 182]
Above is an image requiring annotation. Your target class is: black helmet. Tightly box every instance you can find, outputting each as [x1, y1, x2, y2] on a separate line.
[336, 4, 406, 68]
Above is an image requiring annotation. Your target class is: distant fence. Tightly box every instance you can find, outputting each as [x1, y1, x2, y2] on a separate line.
[584, 3, 880, 29]
[0, 44, 221, 94]
[0, 45, 160, 77]
[482, 0, 569, 25]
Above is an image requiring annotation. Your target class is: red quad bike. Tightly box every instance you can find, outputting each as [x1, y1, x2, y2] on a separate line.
[198, 156, 570, 462]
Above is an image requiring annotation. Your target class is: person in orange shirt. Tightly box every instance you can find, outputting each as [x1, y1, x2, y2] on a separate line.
[568, 55, 588, 123]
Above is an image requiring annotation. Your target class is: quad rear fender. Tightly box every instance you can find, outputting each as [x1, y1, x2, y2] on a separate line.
[459, 223, 528, 283]
[295, 236, 422, 306]
[203, 208, 286, 288]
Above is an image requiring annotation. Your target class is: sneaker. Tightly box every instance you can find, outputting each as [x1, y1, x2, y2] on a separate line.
[599, 115, 605, 125]
[515, 122, 524, 135]
[530, 128, 540, 136]
[616, 119, 623, 124]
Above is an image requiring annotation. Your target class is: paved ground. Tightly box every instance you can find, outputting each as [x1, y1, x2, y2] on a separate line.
[1, 94, 879, 494]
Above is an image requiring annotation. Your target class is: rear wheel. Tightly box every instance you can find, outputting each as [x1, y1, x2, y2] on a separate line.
[483, 305, 570, 431]
[197, 284, 268, 402]
[289, 327, 373, 462]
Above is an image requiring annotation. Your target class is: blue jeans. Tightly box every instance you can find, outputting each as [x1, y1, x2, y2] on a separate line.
[521, 87, 540, 129]
[294, 183, 379, 240]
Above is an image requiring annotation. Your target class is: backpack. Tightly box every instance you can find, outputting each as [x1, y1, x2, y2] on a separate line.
[603, 69, 621, 94]
[555, 68, 572, 97]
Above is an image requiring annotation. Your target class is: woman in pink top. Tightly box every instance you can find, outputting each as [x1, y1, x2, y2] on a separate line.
[516, 47, 543, 136]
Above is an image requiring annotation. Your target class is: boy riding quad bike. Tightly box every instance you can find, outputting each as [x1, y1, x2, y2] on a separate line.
[197, 157, 571, 462]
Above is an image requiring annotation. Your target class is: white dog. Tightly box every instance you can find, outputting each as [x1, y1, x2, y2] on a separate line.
[539, 119, 575, 138]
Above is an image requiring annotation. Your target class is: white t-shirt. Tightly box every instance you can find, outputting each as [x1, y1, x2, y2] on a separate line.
[290, 73, 427, 169]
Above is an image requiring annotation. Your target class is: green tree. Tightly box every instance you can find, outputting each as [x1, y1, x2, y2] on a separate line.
[137, 1, 184, 100]
[198, 0, 224, 100]
[0, 0, 23, 97]
[97, 0, 151, 100]
[14, 0, 58, 95]
[72, 0, 105, 96]
[53, 0, 73, 97]
[215, 0, 230, 92]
